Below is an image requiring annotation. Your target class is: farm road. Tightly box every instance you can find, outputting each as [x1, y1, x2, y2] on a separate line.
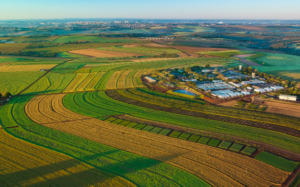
[234, 54, 261, 66]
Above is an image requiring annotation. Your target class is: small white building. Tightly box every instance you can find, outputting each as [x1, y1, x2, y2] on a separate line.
[144, 76, 156, 83]
[279, 94, 297, 101]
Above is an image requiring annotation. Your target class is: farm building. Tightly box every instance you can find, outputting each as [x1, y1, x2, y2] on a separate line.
[144, 76, 157, 83]
[279, 94, 297, 101]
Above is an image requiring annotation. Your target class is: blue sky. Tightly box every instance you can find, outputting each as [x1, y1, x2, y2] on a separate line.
[1, 0, 300, 20]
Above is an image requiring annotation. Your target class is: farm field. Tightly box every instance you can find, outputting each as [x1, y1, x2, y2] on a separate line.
[53, 36, 136, 43]
[10, 35, 60, 43]
[0, 64, 56, 72]
[63, 91, 300, 155]
[1, 30, 300, 186]
[0, 71, 45, 95]
[0, 129, 131, 187]
[69, 48, 142, 58]
[0, 96, 208, 187]
[249, 53, 300, 81]
[24, 94, 291, 187]
[0, 43, 30, 53]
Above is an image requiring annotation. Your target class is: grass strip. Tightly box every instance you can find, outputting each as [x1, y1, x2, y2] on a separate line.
[133, 124, 147, 130]
[126, 122, 138, 128]
[169, 131, 182, 138]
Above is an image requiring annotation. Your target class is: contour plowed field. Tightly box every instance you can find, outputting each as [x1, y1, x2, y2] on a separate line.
[25, 94, 291, 187]
[0, 127, 133, 187]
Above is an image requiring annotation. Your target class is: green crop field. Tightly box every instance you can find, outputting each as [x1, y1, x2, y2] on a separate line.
[0, 71, 45, 95]
[0, 43, 30, 53]
[63, 91, 300, 154]
[21, 72, 76, 95]
[0, 96, 208, 187]
[53, 36, 136, 43]
[97, 46, 181, 56]
[10, 36, 60, 43]
[251, 53, 300, 81]
[57, 52, 87, 58]
[255, 151, 299, 172]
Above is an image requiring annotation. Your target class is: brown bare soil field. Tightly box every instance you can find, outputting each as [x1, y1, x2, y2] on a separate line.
[0, 126, 131, 187]
[25, 94, 291, 187]
[216, 25, 269, 31]
[69, 49, 142, 58]
[265, 101, 300, 118]
[171, 45, 231, 53]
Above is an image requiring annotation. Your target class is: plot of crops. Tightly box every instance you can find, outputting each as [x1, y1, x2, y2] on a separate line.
[24, 94, 291, 187]
[0, 71, 45, 95]
[22, 72, 76, 95]
[98, 46, 181, 56]
[64, 91, 300, 155]
[1, 96, 209, 187]
[64, 73, 89, 92]
[53, 36, 135, 43]
[0, 64, 56, 72]
[0, 128, 132, 187]
[0, 43, 30, 53]
[106, 71, 122, 89]
[69, 48, 142, 58]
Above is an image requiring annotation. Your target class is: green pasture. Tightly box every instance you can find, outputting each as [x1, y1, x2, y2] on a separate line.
[0, 71, 45, 95]
[63, 91, 300, 154]
[0, 96, 210, 187]
[53, 36, 135, 43]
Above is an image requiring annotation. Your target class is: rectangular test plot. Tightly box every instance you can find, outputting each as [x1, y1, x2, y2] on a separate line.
[105, 117, 117, 122]
[198, 137, 210, 144]
[159, 129, 172, 136]
[150, 127, 163, 134]
[141, 125, 155, 132]
[169, 131, 182, 138]
[133, 124, 147, 130]
[111, 119, 123, 124]
[208, 139, 221, 147]
[230, 143, 244, 152]
[188, 135, 201, 142]
[118, 120, 131, 126]
[178, 133, 191, 140]
[218, 141, 232, 149]
[241, 146, 257, 155]
[126, 122, 138, 128]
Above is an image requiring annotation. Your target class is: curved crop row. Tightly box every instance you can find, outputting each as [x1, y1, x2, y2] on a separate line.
[27, 94, 290, 187]
[76, 72, 98, 91]
[0, 129, 129, 187]
[0, 95, 207, 187]
[63, 91, 300, 155]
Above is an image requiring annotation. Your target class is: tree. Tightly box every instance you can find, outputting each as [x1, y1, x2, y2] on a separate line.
[205, 64, 210, 68]
[214, 67, 218, 73]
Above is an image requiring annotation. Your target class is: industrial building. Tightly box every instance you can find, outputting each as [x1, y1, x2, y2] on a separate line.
[279, 94, 297, 101]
